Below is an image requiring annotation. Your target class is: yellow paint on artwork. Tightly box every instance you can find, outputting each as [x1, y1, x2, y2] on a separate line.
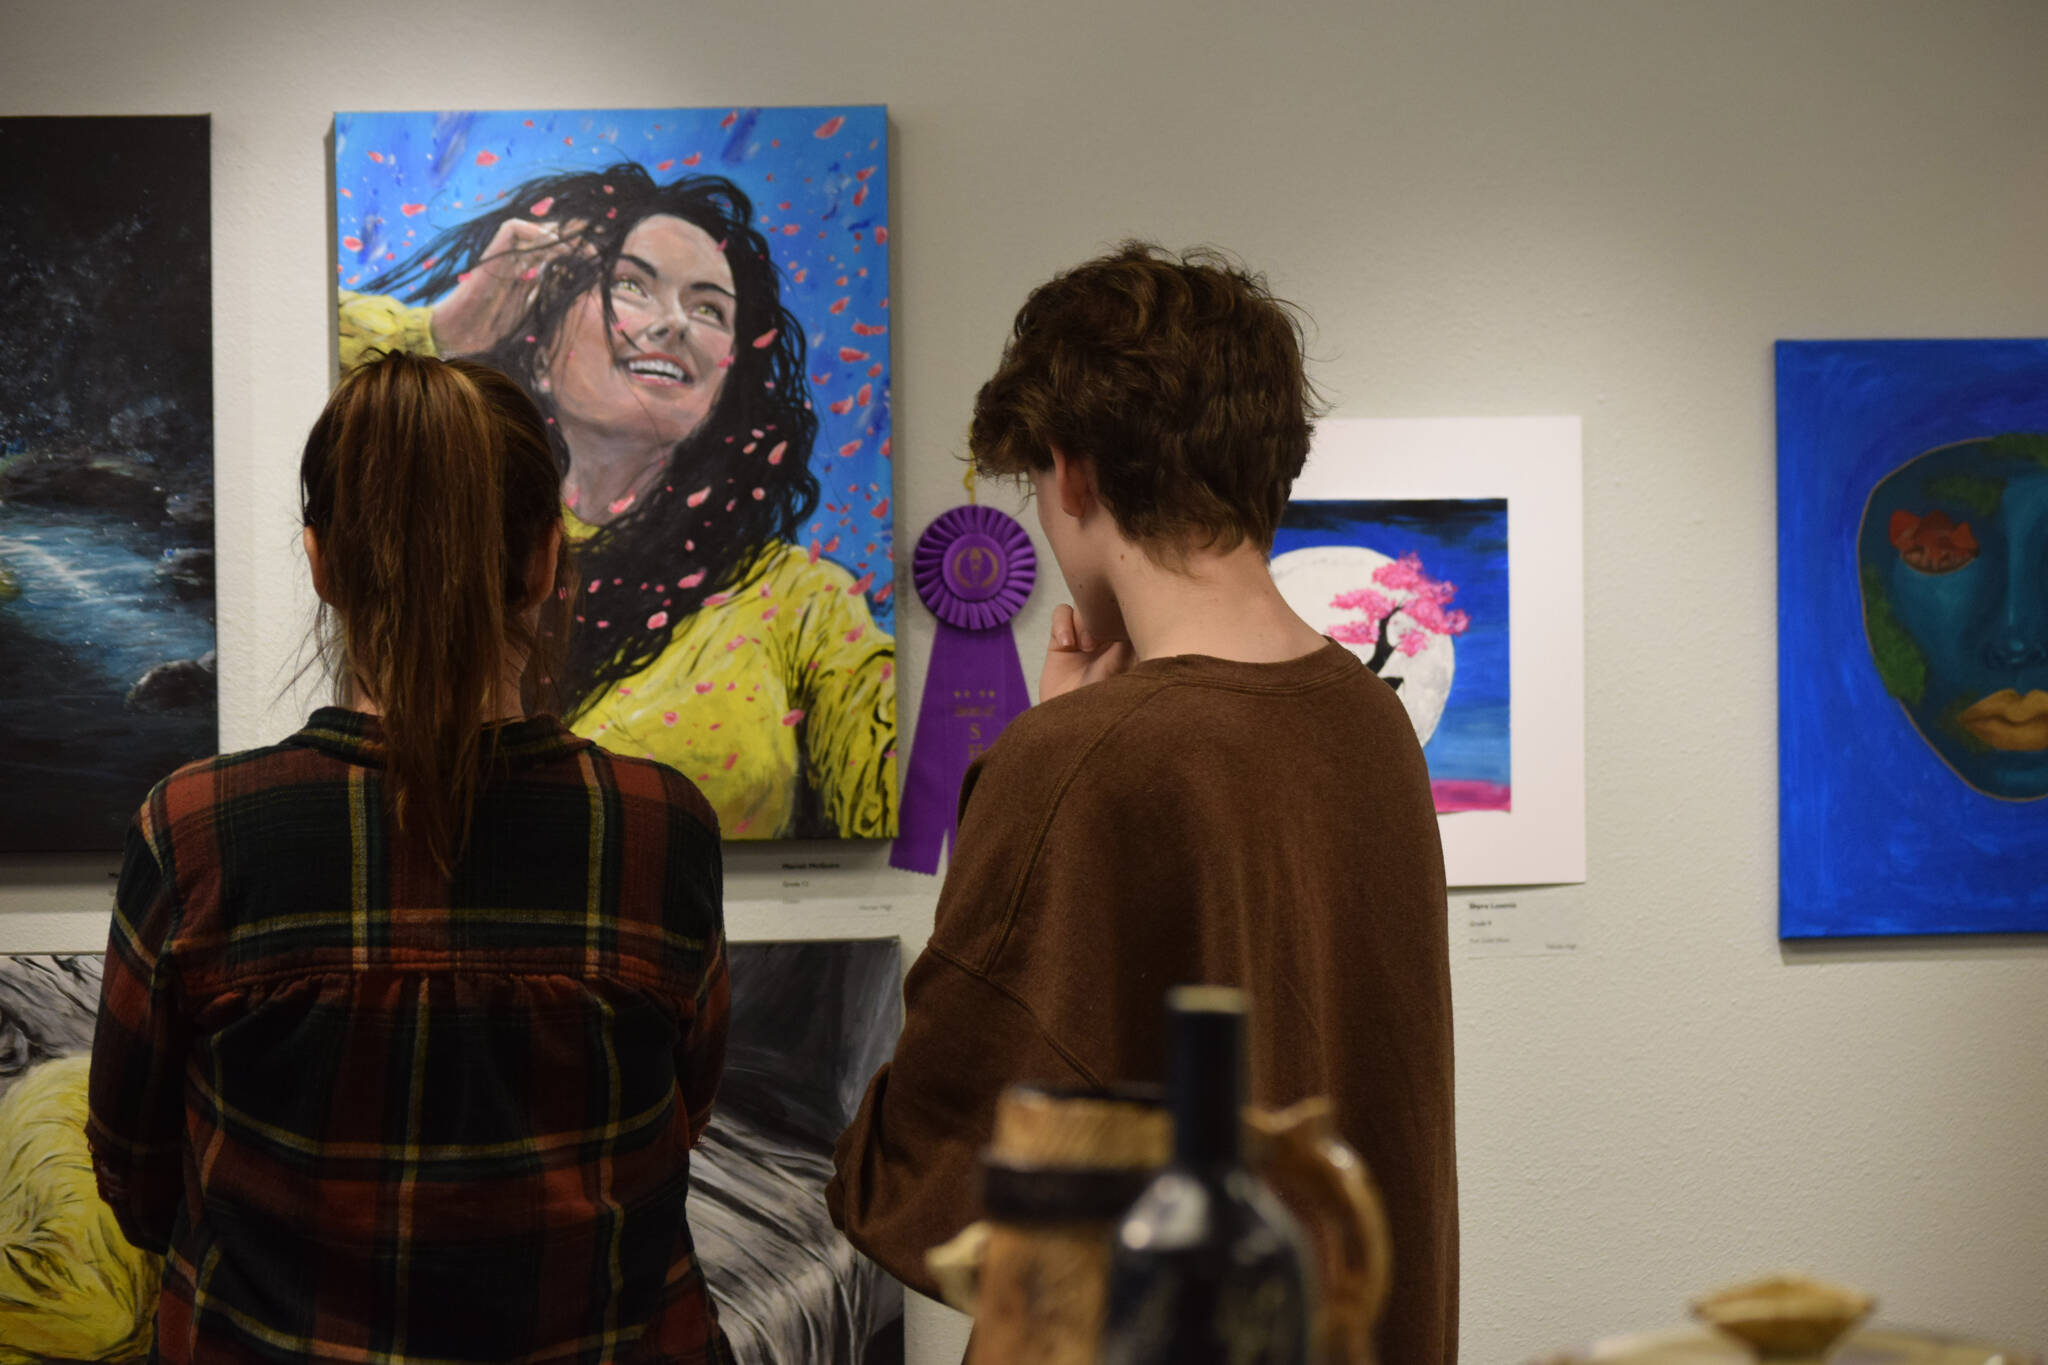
[0, 1056, 157, 1363]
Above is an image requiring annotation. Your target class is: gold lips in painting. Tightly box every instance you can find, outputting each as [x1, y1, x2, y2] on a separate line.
[1959, 688, 2048, 752]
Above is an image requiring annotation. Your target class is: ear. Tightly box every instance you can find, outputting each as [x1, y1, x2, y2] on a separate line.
[303, 526, 333, 604]
[1048, 445, 1095, 520]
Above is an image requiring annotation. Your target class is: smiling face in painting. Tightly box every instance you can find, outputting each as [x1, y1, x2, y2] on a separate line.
[550, 214, 738, 452]
[1859, 434, 2048, 800]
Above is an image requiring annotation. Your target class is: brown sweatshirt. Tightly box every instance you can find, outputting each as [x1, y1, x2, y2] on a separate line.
[829, 641, 1458, 1364]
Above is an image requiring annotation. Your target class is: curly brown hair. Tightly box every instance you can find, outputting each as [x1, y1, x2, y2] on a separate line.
[969, 241, 1320, 553]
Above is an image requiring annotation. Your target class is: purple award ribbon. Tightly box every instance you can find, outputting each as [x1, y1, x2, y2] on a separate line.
[890, 505, 1037, 875]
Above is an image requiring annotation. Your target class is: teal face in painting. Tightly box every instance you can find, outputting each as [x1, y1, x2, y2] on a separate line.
[1859, 434, 2048, 801]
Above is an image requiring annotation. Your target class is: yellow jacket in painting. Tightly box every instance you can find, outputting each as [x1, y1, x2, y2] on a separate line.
[567, 527, 897, 839]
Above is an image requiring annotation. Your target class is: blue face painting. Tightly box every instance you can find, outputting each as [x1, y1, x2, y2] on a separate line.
[1859, 435, 2048, 801]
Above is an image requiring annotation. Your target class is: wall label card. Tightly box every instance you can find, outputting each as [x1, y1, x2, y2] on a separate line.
[1463, 896, 1581, 958]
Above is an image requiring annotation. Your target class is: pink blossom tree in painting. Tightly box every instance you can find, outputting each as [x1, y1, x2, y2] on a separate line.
[1326, 552, 1470, 691]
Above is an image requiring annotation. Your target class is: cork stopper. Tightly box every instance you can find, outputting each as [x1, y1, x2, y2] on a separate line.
[1168, 984, 1247, 1014]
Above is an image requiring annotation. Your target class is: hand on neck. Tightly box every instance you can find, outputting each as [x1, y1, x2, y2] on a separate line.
[1032, 448, 1326, 667]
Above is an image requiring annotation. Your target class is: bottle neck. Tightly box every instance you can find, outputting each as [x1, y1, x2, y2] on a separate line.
[1171, 1004, 1244, 1172]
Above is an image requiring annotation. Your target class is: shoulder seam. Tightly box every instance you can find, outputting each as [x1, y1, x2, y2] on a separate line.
[978, 678, 1174, 972]
[925, 942, 1103, 1087]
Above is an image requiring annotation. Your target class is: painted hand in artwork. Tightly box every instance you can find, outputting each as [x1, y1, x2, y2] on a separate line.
[1040, 602, 1135, 701]
[430, 216, 593, 358]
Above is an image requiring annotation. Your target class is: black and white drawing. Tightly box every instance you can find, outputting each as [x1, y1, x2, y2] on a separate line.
[0, 941, 903, 1363]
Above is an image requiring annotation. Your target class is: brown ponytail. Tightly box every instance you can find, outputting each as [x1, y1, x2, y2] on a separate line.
[300, 351, 573, 873]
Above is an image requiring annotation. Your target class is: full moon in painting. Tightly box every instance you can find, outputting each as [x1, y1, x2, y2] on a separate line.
[1272, 544, 1456, 744]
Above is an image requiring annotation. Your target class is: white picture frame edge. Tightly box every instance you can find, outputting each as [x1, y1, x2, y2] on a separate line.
[1293, 416, 1586, 888]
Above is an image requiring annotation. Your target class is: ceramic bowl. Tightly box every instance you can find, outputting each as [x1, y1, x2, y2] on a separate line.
[1689, 1274, 1875, 1360]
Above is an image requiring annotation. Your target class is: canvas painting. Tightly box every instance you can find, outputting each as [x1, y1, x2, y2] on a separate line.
[1273, 498, 1511, 814]
[1778, 339, 2048, 937]
[1290, 418, 1584, 887]
[0, 940, 904, 1363]
[0, 116, 216, 852]
[332, 107, 896, 841]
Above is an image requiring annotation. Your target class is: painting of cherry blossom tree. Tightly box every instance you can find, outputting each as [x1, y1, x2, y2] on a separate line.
[1286, 417, 1583, 888]
[1273, 499, 1510, 813]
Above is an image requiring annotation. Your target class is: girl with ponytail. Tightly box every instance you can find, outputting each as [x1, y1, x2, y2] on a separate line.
[298, 353, 572, 870]
[86, 352, 735, 1364]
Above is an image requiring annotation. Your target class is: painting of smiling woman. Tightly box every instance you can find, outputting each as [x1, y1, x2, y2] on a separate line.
[1777, 339, 2048, 938]
[334, 108, 896, 838]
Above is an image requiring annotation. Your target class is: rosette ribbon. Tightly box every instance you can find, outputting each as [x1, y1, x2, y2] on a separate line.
[890, 505, 1037, 874]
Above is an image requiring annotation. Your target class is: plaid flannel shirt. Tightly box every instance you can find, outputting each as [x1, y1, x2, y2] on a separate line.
[85, 708, 733, 1365]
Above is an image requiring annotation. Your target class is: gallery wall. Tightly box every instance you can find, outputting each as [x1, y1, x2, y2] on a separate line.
[4, 1, 2047, 1359]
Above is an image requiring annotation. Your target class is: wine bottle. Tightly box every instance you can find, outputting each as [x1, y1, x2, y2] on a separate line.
[1099, 986, 1315, 1365]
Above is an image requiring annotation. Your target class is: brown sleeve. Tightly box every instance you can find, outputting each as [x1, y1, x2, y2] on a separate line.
[828, 681, 1175, 1292]
[826, 944, 1089, 1296]
[826, 708, 1117, 1294]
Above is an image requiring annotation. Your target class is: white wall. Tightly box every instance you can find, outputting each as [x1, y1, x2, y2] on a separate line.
[5, 1, 2047, 1359]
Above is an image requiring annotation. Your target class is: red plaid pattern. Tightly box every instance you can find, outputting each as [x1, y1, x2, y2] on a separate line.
[86, 708, 733, 1364]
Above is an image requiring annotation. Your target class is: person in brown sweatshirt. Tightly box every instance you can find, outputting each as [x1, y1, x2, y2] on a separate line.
[828, 242, 1458, 1364]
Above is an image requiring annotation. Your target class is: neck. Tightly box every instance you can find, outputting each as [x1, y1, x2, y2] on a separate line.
[344, 653, 532, 725]
[1108, 541, 1329, 664]
[556, 415, 671, 525]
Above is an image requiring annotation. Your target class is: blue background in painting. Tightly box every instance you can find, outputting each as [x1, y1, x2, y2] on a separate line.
[1274, 499, 1510, 787]
[1777, 339, 2048, 937]
[334, 106, 894, 630]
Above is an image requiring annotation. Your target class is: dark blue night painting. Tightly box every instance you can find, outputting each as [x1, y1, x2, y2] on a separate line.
[0, 116, 217, 852]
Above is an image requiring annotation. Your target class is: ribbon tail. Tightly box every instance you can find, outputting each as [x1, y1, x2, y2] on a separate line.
[890, 675, 965, 875]
[890, 624, 1033, 876]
